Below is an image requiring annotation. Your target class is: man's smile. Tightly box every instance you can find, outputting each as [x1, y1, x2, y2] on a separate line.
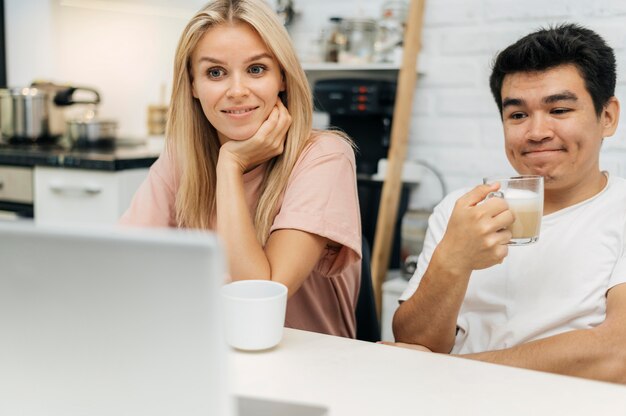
[521, 148, 567, 157]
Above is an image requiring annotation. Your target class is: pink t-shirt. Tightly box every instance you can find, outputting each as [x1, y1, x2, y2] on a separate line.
[119, 133, 362, 338]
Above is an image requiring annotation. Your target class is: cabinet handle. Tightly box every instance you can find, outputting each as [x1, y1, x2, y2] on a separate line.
[0, 181, 4, 190]
[49, 182, 102, 196]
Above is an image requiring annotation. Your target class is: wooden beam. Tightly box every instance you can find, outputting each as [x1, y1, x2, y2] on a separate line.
[371, 0, 426, 317]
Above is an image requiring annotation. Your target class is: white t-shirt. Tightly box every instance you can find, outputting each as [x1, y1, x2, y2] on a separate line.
[399, 174, 626, 354]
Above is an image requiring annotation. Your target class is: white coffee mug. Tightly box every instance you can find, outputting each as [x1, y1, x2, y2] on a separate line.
[220, 280, 288, 351]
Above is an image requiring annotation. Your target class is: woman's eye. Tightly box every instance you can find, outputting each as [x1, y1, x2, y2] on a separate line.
[249, 65, 266, 75]
[207, 67, 225, 79]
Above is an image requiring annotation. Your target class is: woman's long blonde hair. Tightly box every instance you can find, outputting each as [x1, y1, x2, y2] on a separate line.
[167, 0, 315, 244]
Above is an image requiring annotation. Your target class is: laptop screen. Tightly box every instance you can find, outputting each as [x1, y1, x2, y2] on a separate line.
[0, 221, 232, 416]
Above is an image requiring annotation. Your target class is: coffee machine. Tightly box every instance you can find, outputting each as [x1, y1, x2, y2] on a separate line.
[314, 78, 395, 175]
[313, 78, 409, 268]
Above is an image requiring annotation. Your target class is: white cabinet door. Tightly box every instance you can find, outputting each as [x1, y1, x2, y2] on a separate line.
[34, 167, 148, 226]
[0, 166, 33, 203]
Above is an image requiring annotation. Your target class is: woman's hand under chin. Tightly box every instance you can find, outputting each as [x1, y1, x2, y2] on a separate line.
[218, 97, 292, 173]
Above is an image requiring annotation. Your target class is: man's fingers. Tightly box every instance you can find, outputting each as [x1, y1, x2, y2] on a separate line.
[492, 208, 515, 231]
[458, 183, 501, 207]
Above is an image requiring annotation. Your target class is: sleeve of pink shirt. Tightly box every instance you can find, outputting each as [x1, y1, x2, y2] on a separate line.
[118, 149, 178, 228]
[270, 133, 362, 276]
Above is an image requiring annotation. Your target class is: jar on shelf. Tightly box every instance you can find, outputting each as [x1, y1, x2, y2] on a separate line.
[322, 17, 345, 63]
[375, 0, 408, 63]
[338, 18, 378, 64]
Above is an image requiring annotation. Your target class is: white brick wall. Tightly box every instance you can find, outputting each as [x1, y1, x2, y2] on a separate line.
[286, 0, 626, 208]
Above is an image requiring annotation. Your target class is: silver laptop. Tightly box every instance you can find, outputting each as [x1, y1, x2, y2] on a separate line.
[0, 221, 328, 416]
[0, 221, 231, 416]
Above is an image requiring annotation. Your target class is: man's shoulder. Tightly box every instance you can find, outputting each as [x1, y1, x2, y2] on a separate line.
[609, 175, 626, 189]
[604, 174, 626, 202]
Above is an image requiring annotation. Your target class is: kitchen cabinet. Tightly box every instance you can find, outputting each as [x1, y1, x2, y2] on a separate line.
[34, 167, 148, 226]
[0, 166, 33, 204]
[0, 140, 159, 224]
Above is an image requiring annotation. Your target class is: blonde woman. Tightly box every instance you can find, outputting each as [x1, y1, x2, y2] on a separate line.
[120, 0, 362, 338]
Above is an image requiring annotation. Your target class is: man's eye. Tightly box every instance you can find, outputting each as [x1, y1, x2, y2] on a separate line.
[510, 112, 526, 120]
[249, 65, 266, 75]
[207, 67, 225, 78]
[552, 108, 571, 115]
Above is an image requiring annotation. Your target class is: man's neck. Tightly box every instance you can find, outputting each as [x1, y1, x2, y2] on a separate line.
[543, 171, 608, 215]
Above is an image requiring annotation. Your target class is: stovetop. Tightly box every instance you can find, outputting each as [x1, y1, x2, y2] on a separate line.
[0, 138, 65, 151]
[0, 137, 161, 171]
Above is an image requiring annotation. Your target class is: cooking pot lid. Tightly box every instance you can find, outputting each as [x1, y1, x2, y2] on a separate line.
[1, 87, 47, 97]
[67, 119, 118, 126]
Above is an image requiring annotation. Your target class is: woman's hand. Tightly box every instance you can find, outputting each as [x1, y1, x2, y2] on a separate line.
[219, 97, 292, 173]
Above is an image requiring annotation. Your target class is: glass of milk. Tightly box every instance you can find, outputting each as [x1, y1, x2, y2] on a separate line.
[483, 175, 544, 245]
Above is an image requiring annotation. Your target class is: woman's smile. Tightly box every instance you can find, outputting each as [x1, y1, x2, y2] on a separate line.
[221, 106, 260, 119]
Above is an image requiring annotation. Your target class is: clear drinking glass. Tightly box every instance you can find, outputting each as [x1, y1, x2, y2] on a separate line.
[483, 175, 544, 245]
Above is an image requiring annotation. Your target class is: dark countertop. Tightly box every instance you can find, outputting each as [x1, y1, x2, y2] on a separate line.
[0, 138, 161, 171]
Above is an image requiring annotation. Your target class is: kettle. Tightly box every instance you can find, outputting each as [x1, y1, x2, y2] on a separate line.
[0, 82, 100, 143]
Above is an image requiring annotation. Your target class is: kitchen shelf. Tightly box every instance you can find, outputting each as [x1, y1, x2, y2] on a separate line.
[302, 62, 401, 71]
[302, 62, 408, 86]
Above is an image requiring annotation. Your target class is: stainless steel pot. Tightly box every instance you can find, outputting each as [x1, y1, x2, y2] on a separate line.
[0, 83, 101, 143]
[67, 118, 118, 146]
[0, 87, 51, 142]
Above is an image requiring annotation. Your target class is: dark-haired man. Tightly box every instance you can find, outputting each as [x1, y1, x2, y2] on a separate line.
[392, 24, 626, 384]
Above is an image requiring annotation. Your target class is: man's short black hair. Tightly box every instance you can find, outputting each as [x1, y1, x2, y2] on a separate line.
[489, 23, 616, 117]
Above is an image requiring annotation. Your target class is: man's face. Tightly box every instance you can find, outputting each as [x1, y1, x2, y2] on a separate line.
[500, 64, 618, 194]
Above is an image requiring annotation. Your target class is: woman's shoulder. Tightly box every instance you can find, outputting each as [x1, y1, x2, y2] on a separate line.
[300, 130, 355, 162]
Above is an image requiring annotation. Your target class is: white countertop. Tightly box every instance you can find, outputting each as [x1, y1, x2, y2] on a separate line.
[232, 328, 626, 416]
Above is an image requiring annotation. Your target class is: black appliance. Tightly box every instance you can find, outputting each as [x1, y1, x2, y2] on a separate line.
[314, 78, 408, 269]
[314, 78, 395, 175]
[357, 176, 411, 269]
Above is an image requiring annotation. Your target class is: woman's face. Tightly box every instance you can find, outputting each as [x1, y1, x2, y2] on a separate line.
[190, 22, 285, 145]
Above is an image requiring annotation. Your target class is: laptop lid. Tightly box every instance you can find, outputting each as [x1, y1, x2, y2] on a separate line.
[0, 221, 231, 416]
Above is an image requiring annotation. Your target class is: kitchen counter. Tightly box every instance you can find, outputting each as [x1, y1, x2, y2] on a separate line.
[0, 138, 162, 223]
[233, 328, 626, 416]
[0, 139, 161, 171]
